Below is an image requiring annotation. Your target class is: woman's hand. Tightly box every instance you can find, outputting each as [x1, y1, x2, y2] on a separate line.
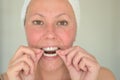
[57, 46, 100, 80]
[6, 45, 43, 80]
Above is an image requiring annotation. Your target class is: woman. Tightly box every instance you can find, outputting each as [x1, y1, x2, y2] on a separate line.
[0, 0, 115, 80]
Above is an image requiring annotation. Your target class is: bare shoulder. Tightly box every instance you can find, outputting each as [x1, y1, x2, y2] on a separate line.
[98, 67, 116, 80]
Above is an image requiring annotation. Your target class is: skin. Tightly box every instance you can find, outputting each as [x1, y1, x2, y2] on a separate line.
[4, 0, 115, 80]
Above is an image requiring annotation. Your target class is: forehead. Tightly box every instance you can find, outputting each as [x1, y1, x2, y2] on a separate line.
[29, 0, 70, 7]
[27, 0, 75, 16]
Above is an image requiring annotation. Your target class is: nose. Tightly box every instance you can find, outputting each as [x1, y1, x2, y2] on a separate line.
[44, 26, 56, 39]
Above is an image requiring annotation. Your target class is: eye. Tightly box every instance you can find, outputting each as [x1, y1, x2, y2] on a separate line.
[32, 20, 44, 25]
[57, 20, 68, 26]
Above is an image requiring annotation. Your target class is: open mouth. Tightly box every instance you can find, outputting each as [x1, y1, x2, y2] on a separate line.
[42, 47, 59, 57]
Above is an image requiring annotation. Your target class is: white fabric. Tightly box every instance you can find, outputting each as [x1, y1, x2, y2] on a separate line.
[21, 0, 80, 28]
[69, 0, 80, 28]
[21, 0, 31, 26]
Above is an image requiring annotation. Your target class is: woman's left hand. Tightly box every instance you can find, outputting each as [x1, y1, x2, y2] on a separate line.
[57, 46, 100, 80]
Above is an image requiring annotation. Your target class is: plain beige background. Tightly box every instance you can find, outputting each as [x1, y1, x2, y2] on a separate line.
[0, 0, 120, 80]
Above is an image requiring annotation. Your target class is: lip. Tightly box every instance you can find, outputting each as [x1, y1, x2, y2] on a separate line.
[40, 46, 60, 57]
[39, 44, 64, 50]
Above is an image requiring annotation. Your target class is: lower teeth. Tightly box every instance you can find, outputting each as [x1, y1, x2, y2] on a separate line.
[43, 53, 57, 57]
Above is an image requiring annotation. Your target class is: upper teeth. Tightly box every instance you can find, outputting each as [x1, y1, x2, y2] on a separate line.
[42, 47, 58, 57]
[43, 47, 58, 51]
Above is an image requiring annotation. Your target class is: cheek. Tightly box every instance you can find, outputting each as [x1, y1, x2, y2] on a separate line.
[25, 27, 43, 46]
[56, 28, 76, 47]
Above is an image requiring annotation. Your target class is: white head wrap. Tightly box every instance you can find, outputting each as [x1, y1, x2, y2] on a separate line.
[21, 0, 80, 28]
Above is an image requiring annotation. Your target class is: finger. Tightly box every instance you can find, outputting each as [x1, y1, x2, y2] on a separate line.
[78, 57, 100, 72]
[58, 47, 74, 56]
[57, 47, 78, 65]
[8, 61, 30, 76]
[76, 46, 96, 60]
[57, 50, 67, 65]
[78, 57, 87, 72]
[10, 54, 35, 74]
[73, 52, 96, 71]
[34, 50, 44, 65]
[66, 48, 79, 66]
[78, 57, 100, 80]
[32, 48, 42, 55]
[73, 53, 82, 71]
[32, 49, 44, 70]
[11, 46, 36, 62]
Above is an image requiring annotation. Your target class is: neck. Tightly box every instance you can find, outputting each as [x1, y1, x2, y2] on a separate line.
[35, 65, 70, 80]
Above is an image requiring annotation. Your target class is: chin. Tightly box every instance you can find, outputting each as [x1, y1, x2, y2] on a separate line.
[38, 55, 65, 72]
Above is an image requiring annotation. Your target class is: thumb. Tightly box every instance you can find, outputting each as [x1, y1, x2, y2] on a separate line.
[35, 50, 43, 64]
[33, 49, 43, 75]
[32, 48, 43, 65]
[57, 50, 78, 73]
[57, 50, 67, 65]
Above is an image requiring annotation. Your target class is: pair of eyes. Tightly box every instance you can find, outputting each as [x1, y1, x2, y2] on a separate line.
[32, 20, 68, 26]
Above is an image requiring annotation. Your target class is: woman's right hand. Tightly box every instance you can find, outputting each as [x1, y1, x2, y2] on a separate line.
[5, 46, 43, 80]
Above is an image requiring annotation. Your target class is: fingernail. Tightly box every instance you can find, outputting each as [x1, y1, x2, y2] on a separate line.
[36, 49, 41, 54]
[77, 67, 80, 72]
[34, 58, 37, 62]
[56, 50, 60, 53]
[31, 69, 34, 74]
[61, 53, 65, 56]
[58, 51, 64, 55]
[25, 71, 28, 75]
[66, 61, 70, 66]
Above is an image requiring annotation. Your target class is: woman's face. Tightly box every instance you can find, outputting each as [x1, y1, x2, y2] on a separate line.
[25, 0, 77, 71]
